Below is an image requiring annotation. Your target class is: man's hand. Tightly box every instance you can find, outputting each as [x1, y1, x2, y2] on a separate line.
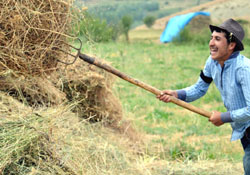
[156, 90, 177, 103]
[209, 111, 224, 126]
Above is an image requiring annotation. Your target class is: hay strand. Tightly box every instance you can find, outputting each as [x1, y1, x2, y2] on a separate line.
[58, 59, 123, 125]
[0, 0, 73, 76]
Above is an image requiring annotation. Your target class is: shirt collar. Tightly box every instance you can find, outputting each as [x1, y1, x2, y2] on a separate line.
[228, 51, 240, 60]
[224, 51, 240, 65]
[211, 51, 240, 66]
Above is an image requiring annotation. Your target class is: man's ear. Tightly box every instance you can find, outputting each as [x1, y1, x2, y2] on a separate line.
[229, 42, 236, 51]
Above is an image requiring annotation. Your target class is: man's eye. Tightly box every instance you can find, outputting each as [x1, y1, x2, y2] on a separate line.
[215, 37, 220, 41]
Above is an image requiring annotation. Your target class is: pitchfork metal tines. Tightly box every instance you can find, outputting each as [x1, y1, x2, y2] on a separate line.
[55, 37, 83, 65]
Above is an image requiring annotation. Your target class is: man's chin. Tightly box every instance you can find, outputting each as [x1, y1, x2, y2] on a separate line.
[211, 56, 219, 61]
[210, 53, 217, 60]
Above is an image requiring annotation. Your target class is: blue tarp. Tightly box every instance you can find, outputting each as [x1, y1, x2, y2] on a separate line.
[160, 12, 210, 43]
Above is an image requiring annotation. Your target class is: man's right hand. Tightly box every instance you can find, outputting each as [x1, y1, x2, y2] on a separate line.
[156, 90, 178, 103]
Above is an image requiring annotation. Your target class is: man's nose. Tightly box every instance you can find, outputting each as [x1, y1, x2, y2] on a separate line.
[209, 39, 214, 46]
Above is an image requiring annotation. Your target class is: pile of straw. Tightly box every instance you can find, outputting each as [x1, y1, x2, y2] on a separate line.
[0, 93, 139, 175]
[0, 0, 72, 76]
[0, 75, 66, 106]
[0, 1, 142, 174]
[59, 59, 123, 125]
[0, 0, 125, 122]
[0, 0, 73, 106]
[188, 15, 211, 33]
[0, 93, 78, 174]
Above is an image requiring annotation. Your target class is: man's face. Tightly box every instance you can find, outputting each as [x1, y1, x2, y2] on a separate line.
[209, 31, 232, 63]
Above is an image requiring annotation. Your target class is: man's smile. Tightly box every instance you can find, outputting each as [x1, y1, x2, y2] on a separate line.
[210, 47, 218, 55]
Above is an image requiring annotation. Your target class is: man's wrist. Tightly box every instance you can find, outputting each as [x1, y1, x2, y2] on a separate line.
[176, 90, 186, 101]
[221, 111, 233, 123]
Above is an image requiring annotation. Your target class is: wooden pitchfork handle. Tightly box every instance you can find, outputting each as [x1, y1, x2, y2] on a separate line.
[78, 53, 212, 118]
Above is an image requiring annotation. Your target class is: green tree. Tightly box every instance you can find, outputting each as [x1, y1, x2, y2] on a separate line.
[121, 15, 133, 42]
[143, 16, 156, 28]
[77, 11, 120, 42]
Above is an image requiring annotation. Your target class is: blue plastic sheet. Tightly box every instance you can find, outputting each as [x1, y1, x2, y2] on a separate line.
[160, 12, 210, 43]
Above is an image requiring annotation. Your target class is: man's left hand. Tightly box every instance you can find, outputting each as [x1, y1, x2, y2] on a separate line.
[209, 111, 224, 126]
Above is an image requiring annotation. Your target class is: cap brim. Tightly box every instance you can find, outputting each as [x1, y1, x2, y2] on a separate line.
[209, 24, 226, 33]
[234, 37, 244, 51]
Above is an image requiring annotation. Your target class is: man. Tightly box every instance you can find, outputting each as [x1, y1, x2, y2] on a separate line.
[157, 18, 250, 175]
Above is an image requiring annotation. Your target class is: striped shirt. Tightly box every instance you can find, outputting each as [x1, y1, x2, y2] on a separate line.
[177, 52, 250, 141]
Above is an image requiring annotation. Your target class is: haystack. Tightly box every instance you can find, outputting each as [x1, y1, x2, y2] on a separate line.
[0, 0, 72, 76]
[0, 75, 66, 106]
[58, 59, 123, 125]
[0, 0, 124, 124]
[56, 59, 137, 139]
[0, 0, 73, 106]
[0, 1, 139, 173]
[188, 15, 211, 33]
[0, 92, 78, 174]
[0, 92, 140, 174]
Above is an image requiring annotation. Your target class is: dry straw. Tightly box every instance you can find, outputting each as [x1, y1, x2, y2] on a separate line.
[0, 93, 81, 174]
[0, 0, 128, 125]
[0, 92, 141, 175]
[0, 0, 73, 76]
[0, 2, 137, 173]
[58, 59, 124, 125]
[188, 15, 211, 32]
[0, 0, 76, 106]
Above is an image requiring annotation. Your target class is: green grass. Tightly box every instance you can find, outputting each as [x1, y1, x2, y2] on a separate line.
[80, 38, 250, 167]
[69, 25, 250, 174]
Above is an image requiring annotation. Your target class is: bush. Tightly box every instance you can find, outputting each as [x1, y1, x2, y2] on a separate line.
[172, 27, 193, 43]
[121, 15, 133, 42]
[143, 16, 156, 28]
[78, 12, 120, 42]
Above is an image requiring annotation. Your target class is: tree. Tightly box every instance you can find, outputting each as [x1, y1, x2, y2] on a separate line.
[121, 15, 133, 42]
[143, 16, 156, 28]
[77, 11, 119, 42]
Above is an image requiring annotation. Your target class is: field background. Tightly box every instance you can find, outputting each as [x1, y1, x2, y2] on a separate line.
[2, 0, 250, 174]
[82, 41, 250, 175]
[76, 0, 250, 174]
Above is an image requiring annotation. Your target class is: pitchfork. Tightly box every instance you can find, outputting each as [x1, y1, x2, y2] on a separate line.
[57, 38, 212, 118]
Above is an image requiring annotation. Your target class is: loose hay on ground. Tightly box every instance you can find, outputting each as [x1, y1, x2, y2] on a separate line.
[0, 93, 76, 174]
[0, 93, 142, 175]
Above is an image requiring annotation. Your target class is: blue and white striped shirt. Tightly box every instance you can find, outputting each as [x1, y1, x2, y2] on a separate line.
[177, 52, 250, 141]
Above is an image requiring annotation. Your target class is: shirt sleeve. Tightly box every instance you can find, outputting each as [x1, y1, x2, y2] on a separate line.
[178, 57, 212, 102]
[231, 66, 250, 123]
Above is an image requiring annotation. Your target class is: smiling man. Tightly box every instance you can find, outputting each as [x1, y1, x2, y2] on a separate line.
[157, 18, 250, 175]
